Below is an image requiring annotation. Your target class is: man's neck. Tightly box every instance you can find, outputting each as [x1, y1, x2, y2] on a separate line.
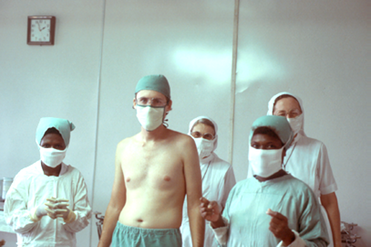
[140, 124, 168, 142]
[41, 161, 62, 177]
[254, 169, 287, 182]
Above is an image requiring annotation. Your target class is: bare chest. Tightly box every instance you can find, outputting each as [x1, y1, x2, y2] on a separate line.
[120, 143, 184, 191]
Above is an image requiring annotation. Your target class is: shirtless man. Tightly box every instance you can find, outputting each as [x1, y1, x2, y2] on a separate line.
[98, 75, 204, 247]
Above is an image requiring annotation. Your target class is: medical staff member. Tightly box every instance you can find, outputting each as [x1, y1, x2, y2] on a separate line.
[181, 116, 236, 247]
[98, 75, 204, 247]
[264, 92, 341, 247]
[201, 115, 329, 246]
[4, 117, 92, 247]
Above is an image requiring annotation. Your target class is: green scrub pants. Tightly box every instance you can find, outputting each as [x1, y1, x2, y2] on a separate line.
[111, 221, 182, 247]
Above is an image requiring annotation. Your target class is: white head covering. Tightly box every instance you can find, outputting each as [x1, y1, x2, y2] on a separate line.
[188, 116, 218, 152]
[267, 92, 306, 137]
[36, 117, 75, 147]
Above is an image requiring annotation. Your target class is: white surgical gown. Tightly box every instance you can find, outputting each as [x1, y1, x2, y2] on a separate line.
[282, 133, 337, 197]
[212, 174, 329, 247]
[181, 153, 236, 247]
[4, 161, 92, 247]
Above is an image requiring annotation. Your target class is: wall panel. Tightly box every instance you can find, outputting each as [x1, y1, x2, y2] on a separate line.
[0, 1, 104, 246]
[233, 1, 370, 246]
[1, 1, 369, 246]
[90, 1, 235, 245]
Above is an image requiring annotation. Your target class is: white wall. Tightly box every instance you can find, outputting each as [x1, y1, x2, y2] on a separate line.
[0, 1, 369, 247]
[0, 0, 104, 246]
[91, 1, 235, 245]
[233, 2, 370, 246]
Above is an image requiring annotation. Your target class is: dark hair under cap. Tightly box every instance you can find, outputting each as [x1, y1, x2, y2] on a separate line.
[249, 115, 293, 149]
[252, 127, 283, 146]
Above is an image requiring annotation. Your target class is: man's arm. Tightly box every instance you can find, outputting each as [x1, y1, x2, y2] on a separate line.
[183, 136, 204, 247]
[4, 183, 40, 234]
[4, 171, 44, 234]
[62, 173, 92, 233]
[321, 192, 342, 247]
[98, 143, 127, 247]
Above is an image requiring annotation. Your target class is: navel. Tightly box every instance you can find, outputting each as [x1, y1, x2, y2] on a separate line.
[164, 175, 171, 182]
[137, 219, 143, 223]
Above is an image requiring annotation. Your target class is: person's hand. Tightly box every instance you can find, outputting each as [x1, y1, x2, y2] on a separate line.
[29, 203, 47, 221]
[45, 197, 69, 219]
[266, 209, 295, 246]
[35, 204, 48, 218]
[200, 197, 220, 222]
[45, 197, 76, 223]
[200, 197, 225, 228]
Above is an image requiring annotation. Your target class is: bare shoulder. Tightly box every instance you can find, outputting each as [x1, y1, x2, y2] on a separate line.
[165, 129, 198, 167]
[116, 133, 140, 150]
[166, 129, 195, 147]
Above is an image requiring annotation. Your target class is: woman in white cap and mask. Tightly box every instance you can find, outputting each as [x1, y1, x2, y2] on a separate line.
[181, 116, 236, 247]
[259, 92, 341, 247]
[4, 117, 92, 247]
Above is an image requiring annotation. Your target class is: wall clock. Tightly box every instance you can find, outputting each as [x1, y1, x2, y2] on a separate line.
[27, 16, 56, 45]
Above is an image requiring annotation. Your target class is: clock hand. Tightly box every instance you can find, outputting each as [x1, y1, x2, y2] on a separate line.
[41, 27, 46, 31]
[37, 22, 41, 31]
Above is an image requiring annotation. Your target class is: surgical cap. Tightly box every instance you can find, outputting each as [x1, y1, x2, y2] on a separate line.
[250, 115, 293, 148]
[36, 117, 75, 146]
[267, 92, 306, 136]
[135, 74, 171, 99]
[188, 116, 218, 151]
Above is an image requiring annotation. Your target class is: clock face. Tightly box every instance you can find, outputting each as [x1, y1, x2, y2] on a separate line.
[30, 19, 51, 42]
[27, 16, 56, 45]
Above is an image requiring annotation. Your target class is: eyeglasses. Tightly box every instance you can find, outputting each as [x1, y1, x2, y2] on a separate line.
[275, 110, 302, 118]
[136, 97, 168, 107]
[191, 131, 215, 140]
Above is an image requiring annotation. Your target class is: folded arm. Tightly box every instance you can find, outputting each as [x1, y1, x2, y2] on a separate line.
[63, 174, 92, 233]
[4, 186, 39, 234]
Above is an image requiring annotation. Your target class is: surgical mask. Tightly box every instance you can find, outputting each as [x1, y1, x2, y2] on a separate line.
[40, 147, 67, 168]
[248, 147, 283, 178]
[193, 137, 214, 159]
[287, 114, 303, 136]
[136, 105, 165, 131]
